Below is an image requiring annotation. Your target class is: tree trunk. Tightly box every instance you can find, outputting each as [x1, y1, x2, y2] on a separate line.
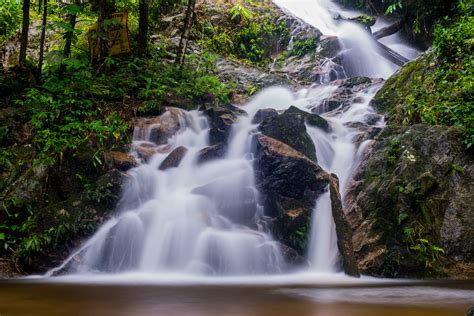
[375, 41, 409, 66]
[63, 4, 78, 58]
[175, 0, 196, 65]
[373, 18, 405, 40]
[19, 0, 31, 67]
[137, 0, 150, 57]
[91, 0, 113, 63]
[38, 0, 48, 76]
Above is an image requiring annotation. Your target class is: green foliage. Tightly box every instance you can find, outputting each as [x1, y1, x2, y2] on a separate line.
[399, 3, 473, 149]
[228, 4, 254, 22]
[403, 225, 444, 268]
[0, 0, 21, 44]
[386, 139, 401, 165]
[449, 163, 464, 175]
[289, 224, 310, 251]
[197, 3, 290, 66]
[15, 212, 96, 265]
[385, 0, 403, 15]
[15, 58, 129, 166]
[290, 37, 318, 58]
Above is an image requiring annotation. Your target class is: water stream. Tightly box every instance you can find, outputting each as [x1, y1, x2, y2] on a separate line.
[49, 0, 419, 278]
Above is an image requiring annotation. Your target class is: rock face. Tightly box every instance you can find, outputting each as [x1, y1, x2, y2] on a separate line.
[18, 169, 125, 272]
[329, 175, 360, 277]
[258, 106, 328, 162]
[347, 125, 474, 277]
[254, 134, 329, 255]
[159, 146, 188, 170]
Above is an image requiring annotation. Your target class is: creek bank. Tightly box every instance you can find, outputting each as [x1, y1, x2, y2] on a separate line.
[347, 51, 474, 278]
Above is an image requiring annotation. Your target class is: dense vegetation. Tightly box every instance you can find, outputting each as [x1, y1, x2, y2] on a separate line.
[375, 1, 473, 149]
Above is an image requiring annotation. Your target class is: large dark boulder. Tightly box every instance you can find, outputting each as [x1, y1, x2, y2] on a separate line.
[254, 134, 329, 256]
[258, 106, 329, 162]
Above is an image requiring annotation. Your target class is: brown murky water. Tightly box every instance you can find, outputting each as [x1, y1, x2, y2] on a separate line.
[0, 279, 472, 316]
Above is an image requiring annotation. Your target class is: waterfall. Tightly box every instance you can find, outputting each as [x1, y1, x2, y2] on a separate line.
[49, 0, 418, 278]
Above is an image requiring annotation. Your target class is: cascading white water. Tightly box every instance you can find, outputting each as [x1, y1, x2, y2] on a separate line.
[50, 0, 418, 279]
[273, 0, 420, 78]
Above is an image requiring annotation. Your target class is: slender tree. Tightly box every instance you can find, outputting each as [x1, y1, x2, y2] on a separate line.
[19, 0, 31, 66]
[64, 2, 79, 58]
[137, 0, 150, 57]
[90, 0, 113, 62]
[38, 0, 48, 76]
[175, 0, 196, 65]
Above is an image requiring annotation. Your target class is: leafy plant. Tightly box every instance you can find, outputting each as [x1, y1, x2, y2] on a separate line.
[403, 224, 444, 268]
[0, 0, 21, 44]
[290, 37, 318, 57]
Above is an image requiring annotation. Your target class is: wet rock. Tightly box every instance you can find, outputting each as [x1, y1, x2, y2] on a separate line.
[251, 108, 278, 125]
[135, 145, 157, 162]
[346, 125, 474, 278]
[280, 243, 310, 268]
[104, 151, 137, 171]
[197, 143, 226, 164]
[329, 175, 360, 277]
[259, 106, 328, 161]
[312, 77, 383, 115]
[144, 107, 185, 145]
[254, 134, 330, 255]
[159, 146, 188, 170]
[317, 36, 342, 59]
[204, 106, 242, 146]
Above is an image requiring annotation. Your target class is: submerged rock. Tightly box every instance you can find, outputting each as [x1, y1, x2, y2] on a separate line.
[197, 143, 226, 164]
[159, 146, 188, 170]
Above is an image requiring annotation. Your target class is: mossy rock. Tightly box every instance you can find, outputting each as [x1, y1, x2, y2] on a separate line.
[259, 106, 329, 162]
[348, 124, 474, 278]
